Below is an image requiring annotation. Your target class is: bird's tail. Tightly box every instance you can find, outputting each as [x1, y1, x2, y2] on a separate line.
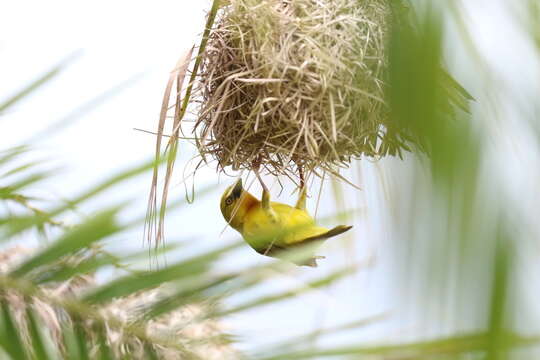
[322, 225, 353, 239]
[297, 225, 353, 267]
[302, 225, 353, 244]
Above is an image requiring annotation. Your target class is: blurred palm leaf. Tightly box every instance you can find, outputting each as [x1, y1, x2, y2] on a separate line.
[0, 53, 79, 114]
[0, 82, 359, 359]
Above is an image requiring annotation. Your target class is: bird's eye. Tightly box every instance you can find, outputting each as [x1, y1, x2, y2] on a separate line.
[225, 198, 233, 205]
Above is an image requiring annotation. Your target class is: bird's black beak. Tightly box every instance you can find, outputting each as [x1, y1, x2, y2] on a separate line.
[232, 178, 243, 198]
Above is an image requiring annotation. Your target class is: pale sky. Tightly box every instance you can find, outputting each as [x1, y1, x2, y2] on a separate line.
[1, 0, 539, 355]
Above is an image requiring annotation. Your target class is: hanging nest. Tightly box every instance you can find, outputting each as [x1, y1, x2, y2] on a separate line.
[145, 0, 472, 246]
[194, 0, 408, 181]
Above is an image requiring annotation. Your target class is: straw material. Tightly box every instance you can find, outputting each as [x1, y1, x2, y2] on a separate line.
[195, 0, 401, 182]
[0, 247, 237, 359]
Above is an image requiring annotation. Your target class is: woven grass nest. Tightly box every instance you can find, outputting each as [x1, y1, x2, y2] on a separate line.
[194, 0, 405, 182]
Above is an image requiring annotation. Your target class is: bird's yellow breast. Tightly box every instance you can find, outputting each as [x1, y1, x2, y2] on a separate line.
[241, 202, 328, 252]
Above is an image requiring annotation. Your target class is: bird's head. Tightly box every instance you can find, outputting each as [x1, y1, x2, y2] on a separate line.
[220, 178, 255, 230]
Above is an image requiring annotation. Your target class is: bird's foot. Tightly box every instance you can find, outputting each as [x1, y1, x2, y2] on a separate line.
[295, 186, 307, 210]
[302, 255, 325, 267]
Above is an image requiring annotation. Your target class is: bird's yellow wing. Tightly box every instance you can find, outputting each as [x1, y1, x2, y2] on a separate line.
[274, 203, 328, 246]
[242, 202, 328, 251]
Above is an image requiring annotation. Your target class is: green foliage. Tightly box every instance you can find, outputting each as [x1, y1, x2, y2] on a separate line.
[0, 53, 77, 114]
[0, 1, 538, 359]
[0, 129, 351, 359]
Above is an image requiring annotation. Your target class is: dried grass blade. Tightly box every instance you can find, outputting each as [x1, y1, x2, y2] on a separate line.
[157, 49, 194, 248]
[148, 0, 223, 249]
[144, 48, 193, 249]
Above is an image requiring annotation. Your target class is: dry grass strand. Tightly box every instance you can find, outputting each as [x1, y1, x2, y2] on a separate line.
[195, 0, 404, 182]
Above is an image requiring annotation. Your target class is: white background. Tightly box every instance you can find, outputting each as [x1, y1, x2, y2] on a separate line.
[1, 0, 539, 355]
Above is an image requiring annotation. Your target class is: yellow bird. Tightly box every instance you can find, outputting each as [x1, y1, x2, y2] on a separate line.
[220, 179, 352, 267]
